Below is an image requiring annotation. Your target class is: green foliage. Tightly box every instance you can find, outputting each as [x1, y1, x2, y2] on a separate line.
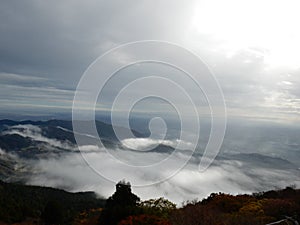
[140, 197, 176, 219]
[99, 182, 176, 225]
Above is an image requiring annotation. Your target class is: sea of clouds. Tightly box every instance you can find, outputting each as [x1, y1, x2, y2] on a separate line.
[1, 123, 300, 204]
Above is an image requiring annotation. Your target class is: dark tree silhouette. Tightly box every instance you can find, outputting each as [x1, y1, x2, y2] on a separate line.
[106, 180, 140, 207]
[99, 180, 140, 225]
[41, 200, 63, 225]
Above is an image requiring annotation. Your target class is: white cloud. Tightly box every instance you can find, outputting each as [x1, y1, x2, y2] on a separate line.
[3, 124, 73, 149]
[27, 147, 300, 204]
[121, 138, 192, 151]
[0, 148, 5, 155]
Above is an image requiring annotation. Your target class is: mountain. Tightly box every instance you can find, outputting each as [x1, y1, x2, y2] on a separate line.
[0, 119, 145, 156]
[0, 119, 179, 182]
[0, 119, 298, 210]
[1, 179, 299, 225]
[0, 119, 143, 143]
[0, 180, 105, 224]
[226, 152, 298, 170]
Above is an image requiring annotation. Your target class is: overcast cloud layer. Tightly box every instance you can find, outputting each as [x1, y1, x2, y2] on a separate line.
[1, 0, 300, 123]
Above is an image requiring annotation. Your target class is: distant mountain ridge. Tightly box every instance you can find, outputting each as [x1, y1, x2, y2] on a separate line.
[0, 119, 298, 201]
[0, 119, 143, 142]
[0, 119, 176, 156]
[0, 119, 179, 181]
[0, 119, 145, 182]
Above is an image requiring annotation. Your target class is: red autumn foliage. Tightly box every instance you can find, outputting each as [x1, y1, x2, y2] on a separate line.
[118, 214, 171, 225]
[170, 187, 300, 225]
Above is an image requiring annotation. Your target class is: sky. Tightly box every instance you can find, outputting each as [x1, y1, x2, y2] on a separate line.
[1, 0, 300, 123]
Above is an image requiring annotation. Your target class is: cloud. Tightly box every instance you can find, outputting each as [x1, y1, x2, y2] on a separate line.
[0, 148, 5, 155]
[0, 72, 75, 116]
[1, 0, 299, 203]
[26, 143, 300, 204]
[3, 124, 74, 149]
[0, 0, 193, 79]
[0, 72, 48, 84]
[0, 0, 300, 122]
[1, 121, 298, 204]
[121, 138, 193, 151]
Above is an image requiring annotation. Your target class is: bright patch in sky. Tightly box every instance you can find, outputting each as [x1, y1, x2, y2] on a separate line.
[190, 0, 300, 69]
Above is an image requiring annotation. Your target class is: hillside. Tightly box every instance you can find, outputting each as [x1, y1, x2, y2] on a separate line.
[0, 180, 105, 224]
[0, 180, 299, 225]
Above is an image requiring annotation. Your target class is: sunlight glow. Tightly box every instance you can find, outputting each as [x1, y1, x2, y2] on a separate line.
[189, 0, 300, 69]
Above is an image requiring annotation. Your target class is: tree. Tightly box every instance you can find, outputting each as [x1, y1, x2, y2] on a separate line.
[99, 181, 140, 225]
[140, 197, 176, 219]
[41, 200, 63, 225]
[106, 180, 140, 208]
